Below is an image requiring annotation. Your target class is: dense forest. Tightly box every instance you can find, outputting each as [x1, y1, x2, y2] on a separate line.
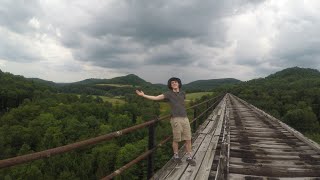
[0, 70, 56, 114]
[0, 70, 172, 179]
[1, 67, 320, 179]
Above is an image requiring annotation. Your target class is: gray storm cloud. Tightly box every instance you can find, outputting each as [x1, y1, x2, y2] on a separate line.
[1, 0, 320, 83]
[56, 0, 265, 69]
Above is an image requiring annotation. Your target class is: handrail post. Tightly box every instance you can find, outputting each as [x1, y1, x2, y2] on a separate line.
[147, 118, 157, 179]
[193, 108, 197, 133]
[206, 101, 209, 118]
[211, 99, 215, 111]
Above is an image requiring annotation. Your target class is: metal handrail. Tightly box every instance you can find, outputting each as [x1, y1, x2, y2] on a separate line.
[0, 117, 165, 169]
[104, 95, 224, 179]
[102, 136, 172, 180]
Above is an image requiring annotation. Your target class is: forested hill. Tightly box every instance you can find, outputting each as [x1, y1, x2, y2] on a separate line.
[0, 69, 241, 114]
[51, 74, 241, 95]
[69, 74, 150, 86]
[228, 67, 320, 140]
[58, 74, 165, 96]
[27, 78, 57, 87]
[267, 67, 320, 80]
[184, 78, 241, 92]
[0, 70, 54, 113]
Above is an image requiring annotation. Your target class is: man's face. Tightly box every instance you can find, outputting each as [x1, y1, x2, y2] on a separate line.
[171, 80, 179, 89]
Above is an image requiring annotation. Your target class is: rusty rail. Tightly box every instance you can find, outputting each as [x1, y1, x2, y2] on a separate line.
[102, 136, 172, 180]
[0, 117, 164, 169]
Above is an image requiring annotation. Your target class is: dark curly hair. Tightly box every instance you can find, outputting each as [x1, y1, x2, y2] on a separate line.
[167, 77, 182, 90]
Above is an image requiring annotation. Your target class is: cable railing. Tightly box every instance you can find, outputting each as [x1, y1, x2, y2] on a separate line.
[0, 93, 225, 179]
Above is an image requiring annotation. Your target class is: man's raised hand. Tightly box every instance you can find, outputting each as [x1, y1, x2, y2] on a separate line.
[136, 90, 144, 96]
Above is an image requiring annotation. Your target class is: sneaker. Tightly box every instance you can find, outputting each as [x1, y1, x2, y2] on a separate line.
[186, 158, 196, 166]
[173, 157, 182, 164]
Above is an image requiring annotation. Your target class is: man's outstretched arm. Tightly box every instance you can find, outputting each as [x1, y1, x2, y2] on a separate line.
[136, 90, 165, 101]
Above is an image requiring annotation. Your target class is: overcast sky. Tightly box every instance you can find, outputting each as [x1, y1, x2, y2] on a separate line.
[1, 0, 320, 84]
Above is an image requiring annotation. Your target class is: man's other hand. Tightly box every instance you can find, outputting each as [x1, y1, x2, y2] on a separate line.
[136, 90, 144, 96]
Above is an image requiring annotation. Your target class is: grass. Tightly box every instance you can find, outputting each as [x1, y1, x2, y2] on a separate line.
[305, 133, 320, 144]
[96, 84, 140, 88]
[75, 91, 212, 112]
[159, 102, 171, 117]
[75, 94, 125, 105]
[99, 96, 125, 104]
[186, 92, 213, 101]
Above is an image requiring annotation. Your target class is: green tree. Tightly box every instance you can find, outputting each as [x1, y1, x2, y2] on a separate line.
[283, 107, 319, 133]
[92, 143, 120, 178]
[115, 139, 147, 180]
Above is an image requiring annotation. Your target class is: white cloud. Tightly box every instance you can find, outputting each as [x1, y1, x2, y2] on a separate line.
[28, 17, 40, 29]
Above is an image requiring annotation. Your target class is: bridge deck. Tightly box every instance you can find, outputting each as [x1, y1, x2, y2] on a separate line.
[152, 94, 320, 180]
[152, 97, 227, 180]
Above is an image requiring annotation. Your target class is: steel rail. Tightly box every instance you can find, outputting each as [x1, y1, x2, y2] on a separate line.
[101, 136, 172, 180]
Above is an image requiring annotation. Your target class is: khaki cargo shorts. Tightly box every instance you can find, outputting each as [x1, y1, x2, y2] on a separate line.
[170, 117, 192, 142]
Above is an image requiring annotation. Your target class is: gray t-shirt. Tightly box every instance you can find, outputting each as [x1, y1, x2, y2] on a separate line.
[163, 90, 187, 117]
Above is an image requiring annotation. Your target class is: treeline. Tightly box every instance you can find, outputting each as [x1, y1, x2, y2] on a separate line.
[0, 70, 54, 114]
[59, 83, 162, 97]
[184, 78, 241, 93]
[57, 74, 165, 97]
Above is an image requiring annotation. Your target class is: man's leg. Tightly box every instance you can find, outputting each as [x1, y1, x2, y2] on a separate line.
[185, 140, 192, 154]
[170, 118, 182, 163]
[182, 117, 193, 156]
[172, 141, 182, 163]
[185, 140, 196, 166]
[172, 141, 179, 154]
[182, 117, 196, 166]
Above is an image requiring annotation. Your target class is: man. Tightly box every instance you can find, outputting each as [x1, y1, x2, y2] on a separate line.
[136, 77, 196, 166]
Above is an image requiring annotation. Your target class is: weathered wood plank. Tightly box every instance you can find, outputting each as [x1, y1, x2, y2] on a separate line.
[214, 112, 225, 137]
[179, 134, 213, 180]
[226, 94, 320, 178]
[155, 94, 320, 179]
[153, 96, 227, 180]
[210, 114, 217, 121]
[162, 132, 209, 180]
[230, 143, 313, 150]
[229, 164, 320, 177]
[153, 115, 220, 180]
[170, 104, 226, 179]
[229, 157, 320, 167]
[228, 173, 319, 180]
[230, 148, 320, 156]
[201, 121, 215, 134]
[229, 136, 299, 141]
[183, 97, 227, 180]
[194, 135, 220, 180]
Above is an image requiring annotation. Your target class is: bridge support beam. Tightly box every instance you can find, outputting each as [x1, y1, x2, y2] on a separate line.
[147, 118, 157, 179]
[193, 108, 197, 133]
